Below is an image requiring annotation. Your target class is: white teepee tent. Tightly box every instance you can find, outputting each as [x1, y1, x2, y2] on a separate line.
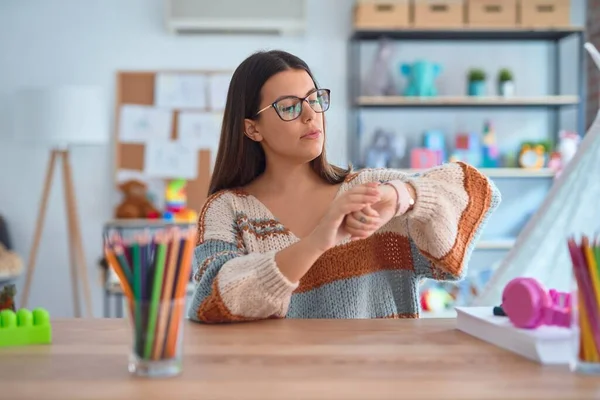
[474, 43, 600, 306]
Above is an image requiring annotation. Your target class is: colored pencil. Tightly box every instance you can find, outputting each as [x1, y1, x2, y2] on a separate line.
[153, 230, 180, 360]
[164, 229, 195, 358]
[568, 235, 600, 364]
[104, 244, 134, 300]
[143, 233, 167, 359]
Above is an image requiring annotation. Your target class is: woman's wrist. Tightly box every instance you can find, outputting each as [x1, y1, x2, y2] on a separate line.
[303, 231, 330, 255]
[382, 181, 416, 216]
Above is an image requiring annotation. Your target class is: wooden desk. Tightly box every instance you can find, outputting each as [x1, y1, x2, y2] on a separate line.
[1, 318, 598, 400]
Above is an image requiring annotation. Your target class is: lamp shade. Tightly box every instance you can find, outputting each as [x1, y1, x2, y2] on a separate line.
[12, 85, 108, 146]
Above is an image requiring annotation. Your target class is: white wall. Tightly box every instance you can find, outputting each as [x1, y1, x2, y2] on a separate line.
[0, 0, 587, 317]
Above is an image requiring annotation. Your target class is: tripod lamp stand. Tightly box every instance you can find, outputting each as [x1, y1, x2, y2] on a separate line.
[13, 86, 108, 317]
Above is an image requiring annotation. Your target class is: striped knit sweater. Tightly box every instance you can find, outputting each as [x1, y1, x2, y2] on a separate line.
[188, 162, 501, 323]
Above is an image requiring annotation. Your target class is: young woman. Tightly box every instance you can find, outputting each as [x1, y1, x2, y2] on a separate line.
[188, 50, 501, 323]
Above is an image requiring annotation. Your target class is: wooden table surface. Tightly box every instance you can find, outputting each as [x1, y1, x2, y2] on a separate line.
[1, 318, 599, 400]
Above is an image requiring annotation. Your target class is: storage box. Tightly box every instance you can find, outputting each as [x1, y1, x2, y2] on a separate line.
[519, 0, 570, 28]
[413, 0, 465, 28]
[467, 0, 517, 27]
[354, 1, 411, 29]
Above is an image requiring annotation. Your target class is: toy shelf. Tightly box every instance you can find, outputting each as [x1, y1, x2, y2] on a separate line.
[356, 95, 580, 108]
[351, 27, 585, 41]
[399, 167, 556, 178]
[475, 239, 516, 250]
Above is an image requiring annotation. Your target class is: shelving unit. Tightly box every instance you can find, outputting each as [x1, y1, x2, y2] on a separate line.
[348, 27, 587, 165]
[356, 95, 580, 108]
[348, 26, 587, 317]
[351, 27, 585, 41]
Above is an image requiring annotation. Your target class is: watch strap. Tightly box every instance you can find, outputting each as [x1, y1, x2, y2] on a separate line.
[383, 180, 415, 217]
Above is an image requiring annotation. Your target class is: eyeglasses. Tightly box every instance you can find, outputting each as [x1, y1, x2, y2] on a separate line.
[255, 88, 330, 121]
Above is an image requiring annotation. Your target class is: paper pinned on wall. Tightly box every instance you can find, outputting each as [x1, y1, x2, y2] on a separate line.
[177, 112, 221, 152]
[119, 105, 173, 144]
[144, 139, 198, 180]
[155, 73, 207, 109]
[208, 73, 231, 111]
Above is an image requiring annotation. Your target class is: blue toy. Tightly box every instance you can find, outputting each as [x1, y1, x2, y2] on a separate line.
[400, 61, 442, 97]
[450, 132, 482, 167]
[423, 130, 446, 164]
[481, 120, 500, 168]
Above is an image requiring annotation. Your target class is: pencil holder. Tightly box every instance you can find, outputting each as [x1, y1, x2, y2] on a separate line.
[128, 297, 187, 378]
[568, 236, 600, 375]
[103, 226, 196, 378]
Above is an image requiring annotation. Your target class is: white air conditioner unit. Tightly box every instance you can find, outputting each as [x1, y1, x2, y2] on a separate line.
[164, 0, 307, 35]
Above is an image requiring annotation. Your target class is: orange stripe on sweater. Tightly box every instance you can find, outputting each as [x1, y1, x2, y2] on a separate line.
[420, 162, 493, 276]
[294, 232, 414, 294]
[196, 278, 259, 323]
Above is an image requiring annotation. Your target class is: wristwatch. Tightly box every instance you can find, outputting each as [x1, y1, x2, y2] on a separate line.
[384, 181, 415, 217]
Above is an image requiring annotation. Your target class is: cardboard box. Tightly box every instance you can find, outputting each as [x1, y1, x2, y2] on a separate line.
[467, 0, 517, 27]
[413, 0, 465, 28]
[519, 0, 570, 28]
[354, 1, 411, 29]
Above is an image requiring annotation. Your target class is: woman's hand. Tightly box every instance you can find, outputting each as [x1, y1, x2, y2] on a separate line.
[306, 183, 381, 253]
[344, 183, 403, 240]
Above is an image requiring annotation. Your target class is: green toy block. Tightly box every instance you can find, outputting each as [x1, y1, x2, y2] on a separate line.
[0, 308, 52, 347]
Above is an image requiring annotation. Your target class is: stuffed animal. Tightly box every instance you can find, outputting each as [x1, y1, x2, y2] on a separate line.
[548, 131, 581, 178]
[114, 179, 160, 219]
[400, 61, 442, 97]
[558, 130, 580, 166]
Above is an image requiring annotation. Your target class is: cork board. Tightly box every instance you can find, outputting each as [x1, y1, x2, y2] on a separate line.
[113, 70, 229, 213]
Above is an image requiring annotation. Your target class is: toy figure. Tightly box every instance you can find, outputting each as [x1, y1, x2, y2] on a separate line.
[423, 130, 446, 164]
[450, 132, 481, 167]
[364, 129, 396, 168]
[420, 287, 453, 312]
[389, 134, 407, 168]
[558, 130, 580, 166]
[411, 148, 439, 169]
[400, 60, 442, 97]
[164, 179, 198, 222]
[0, 284, 16, 312]
[481, 120, 500, 168]
[362, 38, 397, 96]
[548, 151, 562, 175]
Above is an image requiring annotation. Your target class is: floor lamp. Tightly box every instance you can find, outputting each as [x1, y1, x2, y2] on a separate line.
[12, 86, 108, 317]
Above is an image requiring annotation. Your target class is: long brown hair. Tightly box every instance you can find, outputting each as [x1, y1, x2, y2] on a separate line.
[208, 50, 351, 196]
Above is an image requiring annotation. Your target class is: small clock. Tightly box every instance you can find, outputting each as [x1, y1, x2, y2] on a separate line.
[518, 143, 546, 169]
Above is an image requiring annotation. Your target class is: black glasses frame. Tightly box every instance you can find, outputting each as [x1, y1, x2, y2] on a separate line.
[254, 88, 331, 121]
